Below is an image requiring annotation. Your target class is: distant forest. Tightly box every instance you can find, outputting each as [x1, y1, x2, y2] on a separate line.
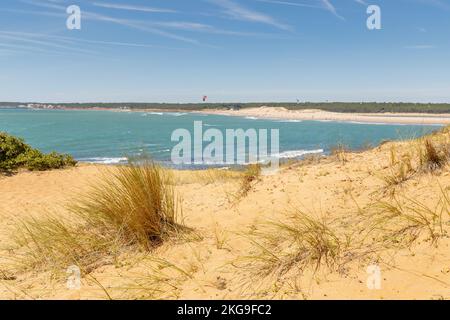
[2, 102, 450, 113]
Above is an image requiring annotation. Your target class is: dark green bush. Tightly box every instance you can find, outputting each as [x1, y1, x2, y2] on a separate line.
[0, 132, 77, 173]
[0, 133, 32, 171]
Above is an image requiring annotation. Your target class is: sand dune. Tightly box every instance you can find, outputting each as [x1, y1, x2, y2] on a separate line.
[198, 107, 450, 125]
[0, 130, 449, 300]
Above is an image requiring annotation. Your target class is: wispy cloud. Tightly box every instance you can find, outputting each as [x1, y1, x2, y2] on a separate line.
[255, 0, 322, 9]
[0, 41, 93, 58]
[208, 0, 291, 30]
[0, 32, 98, 55]
[405, 45, 436, 49]
[92, 2, 177, 14]
[83, 11, 201, 44]
[19, 0, 64, 11]
[143, 21, 283, 38]
[319, 0, 345, 20]
[353, 0, 368, 6]
[0, 30, 183, 51]
[18, 0, 200, 44]
[413, 0, 450, 10]
[254, 0, 348, 20]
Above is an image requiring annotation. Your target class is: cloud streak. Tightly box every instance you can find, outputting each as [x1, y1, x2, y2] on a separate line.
[18, 0, 201, 44]
[414, 0, 450, 10]
[405, 45, 436, 49]
[319, 0, 345, 20]
[92, 2, 177, 14]
[255, 0, 322, 9]
[208, 0, 291, 30]
[0, 32, 98, 55]
[353, 0, 368, 6]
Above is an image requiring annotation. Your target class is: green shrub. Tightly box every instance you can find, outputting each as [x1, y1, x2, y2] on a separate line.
[0, 133, 32, 171]
[0, 132, 77, 173]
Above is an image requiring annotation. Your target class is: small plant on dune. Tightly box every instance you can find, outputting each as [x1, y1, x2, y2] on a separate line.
[382, 157, 415, 189]
[213, 223, 229, 250]
[10, 161, 184, 273]
[379, 147, 416, 192]
[194, 168, 242, 185]
[172, 168, 243, 186]
[419, 139, 448, 172]
[367, 192, 449, 246]
[389, 145, 398, 166]
[331, 143, 349, 164]
[116, 256, 197, 300]
[239, 164, 262, 198]
[242, 210, 343, 279]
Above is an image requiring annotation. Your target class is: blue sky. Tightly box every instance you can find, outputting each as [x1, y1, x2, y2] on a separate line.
[0, 0, 449, 103]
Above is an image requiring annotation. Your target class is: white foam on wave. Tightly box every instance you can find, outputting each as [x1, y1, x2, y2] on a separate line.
[274, 149, 324, 159]
[79, 157, 128, 164]
[152, 148, 171, 153]
[245, 116, 258, 120]
[201, 149, 324, 165]
[142, 112, 164, 116]
[142, 112, 187, 117]
[277, 119, 302, 123]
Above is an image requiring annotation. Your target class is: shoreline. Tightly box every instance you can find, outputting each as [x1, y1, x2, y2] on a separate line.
[193, 107, 450, 125]
[14, 106, 450, 125]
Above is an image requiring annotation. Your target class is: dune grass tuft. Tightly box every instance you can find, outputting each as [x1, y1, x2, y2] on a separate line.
[239, 164, 262, 198]
[240, 210, 344, 280]
[420, 139, 448, 172]
[382, 155, 415, 190]
[10, 161, 184, 274]
[71, 161, 181, 250]
[240, 190, 449, 289]
[11, 215, 113, 273]
[369, 192, 448, 246]
[330, 143, 350, 164]
[173, 168, 243, 185]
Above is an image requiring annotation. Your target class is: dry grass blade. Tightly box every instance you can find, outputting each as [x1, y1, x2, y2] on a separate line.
[421, 139, 448, 171]
[239, 164, 261, 199]
[331, 143, 349, 164]
[10, 215, 111, 273]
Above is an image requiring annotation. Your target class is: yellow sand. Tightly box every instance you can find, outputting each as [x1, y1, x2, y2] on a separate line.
[197, 107, 450, 125]
[0, 134, 449, 300]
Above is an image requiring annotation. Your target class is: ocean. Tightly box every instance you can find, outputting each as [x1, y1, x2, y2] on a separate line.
[0, 107, 441, 168]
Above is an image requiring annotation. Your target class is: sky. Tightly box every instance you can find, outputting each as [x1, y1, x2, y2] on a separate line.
[0, 0, 449, 103]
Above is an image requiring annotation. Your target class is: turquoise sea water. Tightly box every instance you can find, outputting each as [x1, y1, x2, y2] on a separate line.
[0, 107, 441, 168]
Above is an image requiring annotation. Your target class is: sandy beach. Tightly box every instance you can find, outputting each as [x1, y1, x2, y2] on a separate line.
[197, 107, 450, 125]
[1, 126, 449, 300]
[25, 106, 450, 125]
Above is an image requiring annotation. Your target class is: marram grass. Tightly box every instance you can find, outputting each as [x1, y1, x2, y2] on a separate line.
[10, 161, 184, 274]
